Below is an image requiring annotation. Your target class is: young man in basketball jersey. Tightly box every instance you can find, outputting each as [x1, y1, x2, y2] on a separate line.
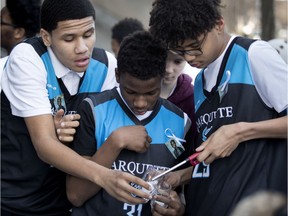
[149, 0, 287, 215]
[1, 0, 151, 215]
[67, 31, 190, 216]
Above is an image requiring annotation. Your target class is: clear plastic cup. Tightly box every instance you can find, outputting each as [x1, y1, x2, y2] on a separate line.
[142, 167, 172, 208]
[150, 180, 172, 208]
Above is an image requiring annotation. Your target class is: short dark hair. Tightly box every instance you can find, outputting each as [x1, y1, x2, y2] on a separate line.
[112, 18, 144, 44]
[6, 0, 41, 37]
[149, 0, 223, 47]
[117, 31, 167, 80]
[40, 0, 95, 32]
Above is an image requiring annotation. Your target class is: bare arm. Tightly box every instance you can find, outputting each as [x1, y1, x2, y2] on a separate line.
[24, 115, 151, 204]
[163, 167, 193, 189]
[66, 125, 152, 206]
[196, 116, 288, 164]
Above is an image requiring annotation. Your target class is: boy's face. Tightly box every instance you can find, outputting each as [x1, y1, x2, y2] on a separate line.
[116, 71, 162, 115]
[171, 18, 226, 69]
[1, 7, 18, 53]
[40, 16, 96, 72]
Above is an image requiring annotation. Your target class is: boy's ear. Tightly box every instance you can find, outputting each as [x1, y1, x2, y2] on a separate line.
[215, 17, 225, 33]
[14, 27, 26, 40]
[115, 68, 120, 83]
[40, 28, 51, 47]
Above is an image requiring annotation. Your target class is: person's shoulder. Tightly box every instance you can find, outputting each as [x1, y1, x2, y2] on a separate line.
[91, 48, 117, 67]
[161, 97, 185, 116]
[249, 39, 284, 63]
[105, 50, 117, 65]
[84, 88, 116, 105]
[250, 39, 273, 50]
[10, 42, 36, 56]
[7, 41, 42, 68]
[179, 73, 193, 86]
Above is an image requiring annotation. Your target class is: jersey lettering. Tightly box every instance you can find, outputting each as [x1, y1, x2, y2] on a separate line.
[192, 162, 210, 178]
[196, 106, 233, 130]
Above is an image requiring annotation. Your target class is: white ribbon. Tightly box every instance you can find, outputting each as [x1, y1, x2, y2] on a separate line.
[164, 128, 186, 143]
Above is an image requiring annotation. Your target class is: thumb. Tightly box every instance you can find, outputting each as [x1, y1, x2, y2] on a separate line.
[196, 144, 205, 152]
[54, 109, 65, 122]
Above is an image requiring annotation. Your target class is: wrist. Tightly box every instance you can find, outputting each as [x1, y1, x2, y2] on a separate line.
[106, 130, 125, 150]
[234, 122, 252, 143]
[91, 162, 110, 188]
[179, 167, 193, 185]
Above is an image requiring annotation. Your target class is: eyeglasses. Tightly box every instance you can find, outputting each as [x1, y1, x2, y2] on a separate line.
[1, 21, 18, 28]
[169, 33, 208, 57]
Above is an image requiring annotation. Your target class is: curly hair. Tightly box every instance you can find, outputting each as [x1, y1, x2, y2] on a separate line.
[112, 18, 144, 44]
[117, 31, 167, 80]
[6, 0, 41, 38]
[149, 0, 223, 47]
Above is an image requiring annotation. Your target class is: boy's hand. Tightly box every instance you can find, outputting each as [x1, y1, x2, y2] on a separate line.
[196, 123, 241, 164]
[101, 169, 152, 204]
[151, 191, 185, 216]
[53, 109, 81, 143]
[111, 125, 152, 153]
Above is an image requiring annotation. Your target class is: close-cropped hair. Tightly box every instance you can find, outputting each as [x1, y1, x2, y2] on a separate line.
[112, 18, 144, 44]
[40, 0, 95, 32]
[117, 31, 167, 80]
[149, 0, 223, 47]
[6, 0, 41, 37]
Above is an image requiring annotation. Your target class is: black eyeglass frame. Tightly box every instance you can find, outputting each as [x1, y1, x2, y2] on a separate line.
[168, 32, 208, 57]
[1, 21, 18, 28]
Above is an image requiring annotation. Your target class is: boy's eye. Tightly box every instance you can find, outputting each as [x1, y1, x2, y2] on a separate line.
[174, 60, 184, 64]
[84, 32, 93, 38]
[147, 91, 157, 96]
[125, 90, 135, 94]
[64, 37, 74, 42]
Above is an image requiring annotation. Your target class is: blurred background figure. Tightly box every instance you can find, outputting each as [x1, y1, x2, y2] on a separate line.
[1, 0, 41, 56]
[0, 0, 42, 90]
[111, 17, 144, 57]
[231, 190, 287, 216]
[268, 38, 287, 64]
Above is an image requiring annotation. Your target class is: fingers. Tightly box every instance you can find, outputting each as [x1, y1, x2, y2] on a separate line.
[196, 147, 209, 163]
[63, 113, 81, 122]
[142, 135, 152, 151]
[203, 154, 217, 164]
[54, 109, 65, 121]
[55, 113, 81, 142]
[57, 128, 76, 142]
[105, 171, 152, 205]
[195, 143, 205, 152]
[147, 135, 152, 143]
[120, 126, 152, 152]
[152, 191, 185, 216]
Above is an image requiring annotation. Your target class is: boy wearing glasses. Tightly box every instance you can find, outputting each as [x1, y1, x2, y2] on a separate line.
[149, 0, 287, 215]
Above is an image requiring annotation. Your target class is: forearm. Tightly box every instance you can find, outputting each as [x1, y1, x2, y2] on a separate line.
[25, 115, 108, 186]
[237, 116, 287, 142]
[66, 131, 123, 205]
[172, 167, 193, 187]
[91, 131, 123, 167]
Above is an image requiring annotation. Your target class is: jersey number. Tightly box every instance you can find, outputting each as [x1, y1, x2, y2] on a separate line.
[123, 203, 143, 216]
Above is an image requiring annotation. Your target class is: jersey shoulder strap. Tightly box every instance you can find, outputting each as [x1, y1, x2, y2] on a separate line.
[91, 47, 108, 67]
[234, 37, 257, 51]
[23, 36, 47, 56]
